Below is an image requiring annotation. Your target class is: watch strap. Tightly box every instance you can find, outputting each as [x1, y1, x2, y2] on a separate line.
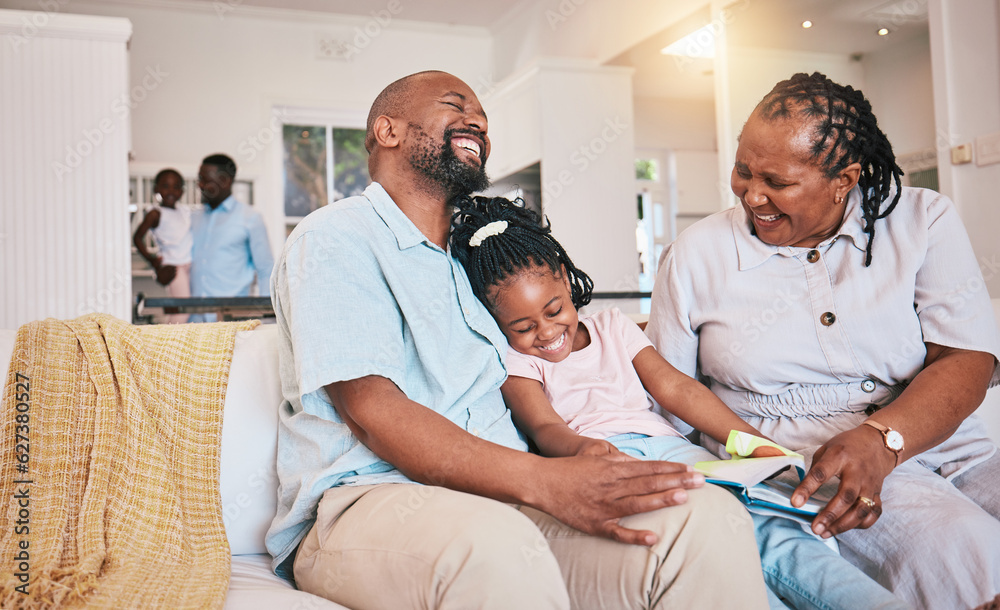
[862, 420, 901, 466]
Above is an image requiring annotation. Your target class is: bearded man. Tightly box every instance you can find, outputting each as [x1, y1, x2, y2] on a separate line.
[266, 70, 769, 609]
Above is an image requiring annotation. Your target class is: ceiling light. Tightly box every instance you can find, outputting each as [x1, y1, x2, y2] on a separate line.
[802, 20, 813, 28]
[660, 23, 718, 59]
[878, 27, 890, 36]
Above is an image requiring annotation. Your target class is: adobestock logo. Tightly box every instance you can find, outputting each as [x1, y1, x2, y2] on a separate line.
[6, 0, 71, 53]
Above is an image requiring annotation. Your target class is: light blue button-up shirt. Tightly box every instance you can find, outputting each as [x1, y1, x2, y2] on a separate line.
[265, 182, 526, 574]
[190, 195, 274, 298]
[647, 186, 1000, 474]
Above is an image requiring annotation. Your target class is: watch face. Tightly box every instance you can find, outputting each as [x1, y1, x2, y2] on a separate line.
[886, 430, 904, 451]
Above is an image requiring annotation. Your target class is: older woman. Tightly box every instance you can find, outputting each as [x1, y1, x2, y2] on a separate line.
[646, 72, 1000, 610]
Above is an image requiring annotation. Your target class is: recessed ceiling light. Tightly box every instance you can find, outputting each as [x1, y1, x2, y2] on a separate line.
[878, 27, 890, 36]
[802, 20, 813, 29]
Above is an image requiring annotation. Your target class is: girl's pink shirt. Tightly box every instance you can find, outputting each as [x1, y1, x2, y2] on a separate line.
[506, 307, 682, 440]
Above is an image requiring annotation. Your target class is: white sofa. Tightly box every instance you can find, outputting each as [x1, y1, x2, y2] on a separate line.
[3, 300, 1000, 608]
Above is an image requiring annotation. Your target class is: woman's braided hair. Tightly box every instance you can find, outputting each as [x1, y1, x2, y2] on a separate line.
[755, 72, 903, 266]
[450, 195, 593, 309]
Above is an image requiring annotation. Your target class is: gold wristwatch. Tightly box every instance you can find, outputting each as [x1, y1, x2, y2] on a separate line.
[863, 420, 904, 466]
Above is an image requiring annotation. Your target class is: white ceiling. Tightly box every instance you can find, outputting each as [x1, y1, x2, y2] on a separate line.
[726, 0, 928, 54]
[176, 0, 928, 103]
[61, 0, 929, 103]
[179, 0, 525, 27]
[612, 0, 930, 102]
[111, 0, 928, 41]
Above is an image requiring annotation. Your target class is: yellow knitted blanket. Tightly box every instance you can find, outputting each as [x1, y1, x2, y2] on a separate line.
[0, 314, 259, 609]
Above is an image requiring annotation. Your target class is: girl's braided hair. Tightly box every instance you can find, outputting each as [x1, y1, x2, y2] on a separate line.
[450, 195, 593, 309]
[755, 72, 904, 266]
[153, 168, 183, 187]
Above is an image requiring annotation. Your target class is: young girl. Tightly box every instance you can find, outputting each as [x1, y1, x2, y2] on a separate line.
[133, 169, 192, 324]
[450, 195, 908, 610]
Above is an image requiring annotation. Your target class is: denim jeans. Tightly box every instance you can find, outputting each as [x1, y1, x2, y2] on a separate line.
[607, 433, 909, 610]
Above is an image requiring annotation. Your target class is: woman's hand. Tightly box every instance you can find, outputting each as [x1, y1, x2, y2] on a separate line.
[791, 425, 895, 538]
[574, 438, 638, 462]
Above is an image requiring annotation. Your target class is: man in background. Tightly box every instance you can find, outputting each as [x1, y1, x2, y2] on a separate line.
[189, 153, 274, 322]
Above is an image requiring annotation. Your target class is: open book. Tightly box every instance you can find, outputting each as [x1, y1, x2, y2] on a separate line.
[694, 432, 835, 523]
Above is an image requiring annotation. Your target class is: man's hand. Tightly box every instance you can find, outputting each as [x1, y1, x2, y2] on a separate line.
[327, 375, 706, 548]
[534, 456, 705, 546]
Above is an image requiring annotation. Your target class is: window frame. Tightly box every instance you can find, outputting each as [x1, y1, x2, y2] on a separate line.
[271, 106, 369, 232]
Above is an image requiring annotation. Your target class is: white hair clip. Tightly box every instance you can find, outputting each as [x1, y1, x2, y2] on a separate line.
[469, 220, 508, 247]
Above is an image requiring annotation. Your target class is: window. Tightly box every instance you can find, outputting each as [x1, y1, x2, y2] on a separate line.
[283, 125, 327, 219]
[279, 108, 370, 230]
[897, 148, 938, 191]
[635, 158, 659, 182]
[331, 128, 369, 201]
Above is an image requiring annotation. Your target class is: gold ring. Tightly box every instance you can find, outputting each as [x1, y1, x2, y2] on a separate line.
[858, 496, 876, 510]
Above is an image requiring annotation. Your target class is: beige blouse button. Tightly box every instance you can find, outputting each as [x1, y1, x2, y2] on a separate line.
[807, 250, 820, 263]
[861, 379, 877, 393]
[820, 312, 836, 326]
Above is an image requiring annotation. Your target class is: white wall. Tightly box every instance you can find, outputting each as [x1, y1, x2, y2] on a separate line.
[0, 10, 133, 327]
[928, 0, 1000, 296]
[633, 97, 716, 150]
[2, 0, 494, 261]
[726, 47, 867, 142]
[537, 62, 638, 293]
[863, 33, 936, 157]
[633, 97, 719, 243]
[485, 59, 638, 294]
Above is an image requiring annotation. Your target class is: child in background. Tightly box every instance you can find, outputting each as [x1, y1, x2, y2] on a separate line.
[450, 195, 909, 610]
[133, 169, 192, 324]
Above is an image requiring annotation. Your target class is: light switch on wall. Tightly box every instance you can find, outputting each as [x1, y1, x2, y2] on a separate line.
[315, 33, 351, 60]
[951, 143, 973, 165]
[975, 132, 1000, 167]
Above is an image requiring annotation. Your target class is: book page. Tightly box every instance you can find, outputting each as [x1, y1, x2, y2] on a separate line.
[753, 468, 836, 512]
[696, 442, 842, 521]
[694, 454, 805, 488]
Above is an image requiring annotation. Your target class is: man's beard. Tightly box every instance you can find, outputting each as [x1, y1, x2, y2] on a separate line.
[409, 124, 490, 197]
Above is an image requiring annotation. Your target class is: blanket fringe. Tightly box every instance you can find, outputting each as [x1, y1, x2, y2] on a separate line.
[0, 568, 98, 609]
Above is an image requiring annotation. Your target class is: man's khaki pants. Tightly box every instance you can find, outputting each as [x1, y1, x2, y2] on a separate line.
[293, 483, 769, 609]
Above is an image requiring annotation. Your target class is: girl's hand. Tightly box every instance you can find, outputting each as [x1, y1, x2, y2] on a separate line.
[748, 445, 786, 458]
[575, 438, 638, 462]
[791, 425, 894, 538]
[155, 264, 178, 286]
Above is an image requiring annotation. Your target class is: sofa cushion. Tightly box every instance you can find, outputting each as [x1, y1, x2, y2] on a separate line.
[225, 554, 347, 609]
[219, 325, 284, 555]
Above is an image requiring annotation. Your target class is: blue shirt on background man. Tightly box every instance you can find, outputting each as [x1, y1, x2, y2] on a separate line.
[190, 194, 274, 314]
